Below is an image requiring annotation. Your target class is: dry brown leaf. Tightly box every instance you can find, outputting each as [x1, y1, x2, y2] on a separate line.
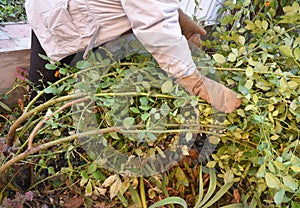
[64, 196, 84, 208]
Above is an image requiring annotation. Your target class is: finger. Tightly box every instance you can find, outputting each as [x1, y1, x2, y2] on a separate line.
[188, 33, 202, 48]
[193, 24, 207, 36]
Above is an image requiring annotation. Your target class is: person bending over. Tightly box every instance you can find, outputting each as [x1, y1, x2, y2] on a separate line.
[25, 0, 241, 113]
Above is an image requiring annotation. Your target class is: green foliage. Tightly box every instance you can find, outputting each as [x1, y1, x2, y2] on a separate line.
[1, 1, 300, 207]
[0, 0, 26, 22]
[201, 0, 300, 206]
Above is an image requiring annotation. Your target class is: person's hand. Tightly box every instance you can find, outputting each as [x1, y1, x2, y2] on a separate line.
[176, 70, 241, 113]
[178, 9, 206, 47]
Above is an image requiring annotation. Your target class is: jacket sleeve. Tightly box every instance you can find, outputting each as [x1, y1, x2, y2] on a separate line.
[120, 0, 196, 79]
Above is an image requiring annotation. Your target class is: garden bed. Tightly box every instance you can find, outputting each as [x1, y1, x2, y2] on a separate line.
[1, 1, 300, 208]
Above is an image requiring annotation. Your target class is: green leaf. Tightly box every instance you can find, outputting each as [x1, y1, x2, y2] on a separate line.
[81, 170, 89, 179]
[294, 47, 300, 60]
[45, 63, 57, 70]
[219, 204, 243, 208]
[38, 54, 51, 62]
[160, 102, 170, 116]
[202, 178, 234, 208]
[245, 20, 255, 30]
[130, 107, 140, 114]
[76, 60, 91, 70]
[265, 172, 281, 189]
[238, 85, 249, 95]
[59, 68, 68, 75]
[44, 86, 58, 95]
[92, 171, 106, 181]
[175, 167, 189, 186]
[110, 132, 120, 140]
[0, 101, 12, 112]
[149, 197, 187, 208]
[48, 167, 55, 175]
[291, 201, 300, 208]
[279, 45, 293, 57]
[87, 163, 97, 174]
[147, 132, 157, 141]
[161, 80, 173, 93]
[274, 188, 285, 205]
[123, 117, 134, 128]
[139, 97, 148, 106]
[213, 54, 226, 64]
[197, 168, 217, 207]
[283, 175, 298, 191]
[141, 113, 150, 121]
[224, 170, 234, 184]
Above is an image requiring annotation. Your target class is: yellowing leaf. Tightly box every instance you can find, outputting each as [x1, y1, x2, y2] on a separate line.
[273, 161, 285, 171]
[228, 53, 237, 62]
[288, 81, 298, 90]
[290, 166, 300, 172]
[294, 47, 300, 60]
[245, 80, 254, 90]
[85, 180, 93, 196]
[238, 36, 246, 45]
[265, 172, 281, 189]
[123, 117, 134, 129]
[209, 136, 220, 145]
[206, 161, 216, 168]
[175, 167, 189, 186]
[246, 67, 254, 77]
[161, 80, 173, 93]
[110, 177, 122, 199]
[262, 20, 268, 30]
[283, 176, 298, 191]
[274, 188, 285, 205]
[213, 54, 226, 64]
[102, 174, 118, 187]
[256, 165, 266, 178]
[245, 105, 255, 111]
[279, 45, 293, 57]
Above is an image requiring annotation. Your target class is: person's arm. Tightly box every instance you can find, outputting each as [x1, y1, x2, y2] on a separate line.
[121, 0, 195, 79]
[121, 0, 241, 113]
[178, 9, 206, 48]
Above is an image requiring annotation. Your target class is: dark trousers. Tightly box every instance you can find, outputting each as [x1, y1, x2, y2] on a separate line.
[28, 31, 76, 101]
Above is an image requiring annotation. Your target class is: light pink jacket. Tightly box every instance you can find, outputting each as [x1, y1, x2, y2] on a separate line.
[25, 0, 196, 78]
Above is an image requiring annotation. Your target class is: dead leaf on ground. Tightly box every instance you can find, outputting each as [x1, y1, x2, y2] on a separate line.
[64, 196, 84, 208]
[232, 189, 241, 203]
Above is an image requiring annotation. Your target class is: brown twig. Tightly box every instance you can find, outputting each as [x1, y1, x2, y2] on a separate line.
[6, 93, 85, 146]
[0, 127, 120, 175]
[27, 97, 89, 149]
